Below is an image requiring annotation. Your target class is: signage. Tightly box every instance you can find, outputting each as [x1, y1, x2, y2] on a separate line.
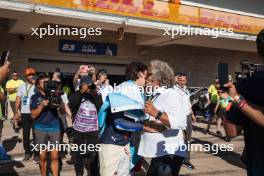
[59, 39, 117, 56]
[32, 0, 264, 35]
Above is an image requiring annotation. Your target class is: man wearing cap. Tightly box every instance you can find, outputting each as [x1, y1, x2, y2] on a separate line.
[15, 68, 36, 161]
[69, 76, 102, 176]
[6, 71, 24, 132]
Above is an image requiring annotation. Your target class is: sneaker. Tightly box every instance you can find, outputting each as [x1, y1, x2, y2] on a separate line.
[216, 131, 223, 137]
[183, 160, 195, 170]
[204, 129, 210, 135]
[33, 155, 39, 164]
[23, 154, 32, 161]
[239, 157, 247, 169]
[14, 128, 19, 133]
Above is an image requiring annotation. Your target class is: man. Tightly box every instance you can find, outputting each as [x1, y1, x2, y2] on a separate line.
[206, 77, 221, 135]
[69, 76, 102, 176]
[15, 68, 36, 161]
[224, 29, 264, 176]
[99, 62, 148, 176]
[30, 74, 62, 176]
[6, 71, 24, 131]
[96, 69, 113, 102]
[174, 73, 196, 170]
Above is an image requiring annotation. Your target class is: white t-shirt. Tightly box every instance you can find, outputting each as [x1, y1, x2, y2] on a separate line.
[17, 82, 35, 114]
[174, 85, 192, 116]
[138, 87, 187, 158]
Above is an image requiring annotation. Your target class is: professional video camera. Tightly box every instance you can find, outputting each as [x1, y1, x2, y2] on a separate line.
[235, 60, 264, 83]
[44, 80, 63, 108]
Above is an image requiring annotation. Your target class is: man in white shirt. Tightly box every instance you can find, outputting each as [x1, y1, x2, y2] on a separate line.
[139, 60, 187, 176]
[15, 68, 36, 161]
[174, 73, 196, 170]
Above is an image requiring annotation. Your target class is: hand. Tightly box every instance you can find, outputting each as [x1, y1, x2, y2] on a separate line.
[144, 101, 158, 117]
[42, 100, 49, 107]
[192, 115, 196, 123]
[224, 82, 239, 97]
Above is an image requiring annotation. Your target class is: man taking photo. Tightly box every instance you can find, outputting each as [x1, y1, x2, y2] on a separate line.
[224, 29, 264, 176]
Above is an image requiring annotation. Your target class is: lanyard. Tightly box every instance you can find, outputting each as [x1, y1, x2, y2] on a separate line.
[25, 83, 33, 97]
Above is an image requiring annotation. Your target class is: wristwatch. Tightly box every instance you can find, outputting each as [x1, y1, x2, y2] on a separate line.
[232, 95, 247, 109]
[155, 111, 163, 120]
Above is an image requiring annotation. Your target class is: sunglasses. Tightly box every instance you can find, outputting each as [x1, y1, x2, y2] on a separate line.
[26, 73, 35, 77]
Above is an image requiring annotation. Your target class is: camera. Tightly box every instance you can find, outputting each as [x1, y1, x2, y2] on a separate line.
[235, 60, 264, 84]
[44, 80, 63, 108]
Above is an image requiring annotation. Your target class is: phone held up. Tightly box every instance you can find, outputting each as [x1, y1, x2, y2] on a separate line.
[218, 63, 229, 92]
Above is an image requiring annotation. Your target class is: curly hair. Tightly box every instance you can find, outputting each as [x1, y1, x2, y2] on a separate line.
[150, 60, 175, 88]
[125, 62, 148, 81]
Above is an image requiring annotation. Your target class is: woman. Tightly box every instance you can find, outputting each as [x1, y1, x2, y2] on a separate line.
[138, 60, 188, 176]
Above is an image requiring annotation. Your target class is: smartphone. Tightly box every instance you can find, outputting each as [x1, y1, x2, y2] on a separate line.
[0, 50, 9, 66]
[218, 63, 229, 92]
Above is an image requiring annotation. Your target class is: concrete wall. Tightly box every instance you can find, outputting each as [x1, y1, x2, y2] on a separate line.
[0, 28, 260, 87]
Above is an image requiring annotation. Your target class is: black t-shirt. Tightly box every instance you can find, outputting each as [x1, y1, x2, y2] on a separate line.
[227, 70, 264, 176]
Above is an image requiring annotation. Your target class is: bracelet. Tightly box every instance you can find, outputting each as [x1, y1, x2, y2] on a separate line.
[155, 111, 162, 120]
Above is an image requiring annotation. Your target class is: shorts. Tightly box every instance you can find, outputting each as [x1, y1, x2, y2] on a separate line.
[34, 129, 61, 152]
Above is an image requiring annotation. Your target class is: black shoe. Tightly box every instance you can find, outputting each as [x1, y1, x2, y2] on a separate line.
[224, 136, 231, 142]
[216, 131, 223, 137]
[23, 154, 32, 161]
[14, 128, 19, 133]
[33, 155, 39, 164]
[239, 157, 247, 169]
[183, 160, 195, 170]
[204, 129, 210, 134]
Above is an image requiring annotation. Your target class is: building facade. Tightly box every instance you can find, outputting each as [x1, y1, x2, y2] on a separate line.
[0, 0, 263, 86]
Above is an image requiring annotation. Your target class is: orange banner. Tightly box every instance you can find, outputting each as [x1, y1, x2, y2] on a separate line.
[32, 0, 264, 35]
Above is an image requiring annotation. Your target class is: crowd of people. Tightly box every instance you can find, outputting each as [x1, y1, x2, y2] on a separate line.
[0, 29, 263, 176]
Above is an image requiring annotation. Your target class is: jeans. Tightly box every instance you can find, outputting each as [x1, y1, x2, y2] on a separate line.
[147, 155, 184, 176]
[21, 113, 34, 155]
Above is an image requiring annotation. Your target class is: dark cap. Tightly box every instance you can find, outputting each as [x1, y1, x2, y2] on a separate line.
[80, 76, 93, 86]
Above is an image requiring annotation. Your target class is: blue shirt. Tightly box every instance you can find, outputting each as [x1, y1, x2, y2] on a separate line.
[30, 92, 61, 132]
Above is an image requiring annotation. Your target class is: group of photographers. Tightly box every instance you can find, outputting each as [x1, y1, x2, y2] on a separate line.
[0, 29, 263, 176]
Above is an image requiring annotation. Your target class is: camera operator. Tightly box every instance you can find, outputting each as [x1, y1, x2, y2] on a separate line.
[69, 76, 102, 176]
[224, 29, 264, 176]
[30, 74, 62, 176]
